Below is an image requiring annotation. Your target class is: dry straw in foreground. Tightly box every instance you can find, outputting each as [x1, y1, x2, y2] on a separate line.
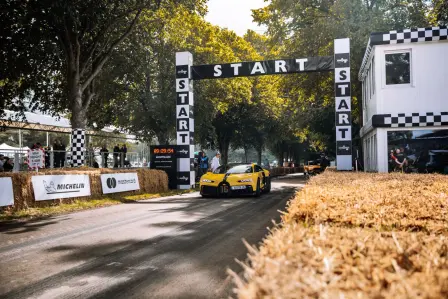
[232, 172, 448, 298]
[233, 224, 448, 299]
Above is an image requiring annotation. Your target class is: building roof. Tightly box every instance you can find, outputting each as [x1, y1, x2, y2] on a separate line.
[0, 110, 137, 140]
[358, 26, 448, 81]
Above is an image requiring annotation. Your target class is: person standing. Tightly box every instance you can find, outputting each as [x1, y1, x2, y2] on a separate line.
[53, 139, 65, 168]
[0, 154, 5, 171]
[3, 157, 14, 172]
[121, 144, 127, 167]
[264, 158, 270, 169]
[199, 151, 209, 176]
[320, 153, 330, 171]
[113, 144, 120, 168]
[210, 152, 221, 172]
[100, 145, 109, 168]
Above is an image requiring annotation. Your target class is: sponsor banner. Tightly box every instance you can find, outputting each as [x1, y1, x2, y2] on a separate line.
[0, 177, 14, 207]
[101, 173, 140, 194]
[32, 175, 91, 201]
[191, 56, 334, 80]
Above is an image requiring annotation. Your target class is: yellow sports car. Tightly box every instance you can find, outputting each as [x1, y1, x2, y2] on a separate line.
[200, 163, 271, 197]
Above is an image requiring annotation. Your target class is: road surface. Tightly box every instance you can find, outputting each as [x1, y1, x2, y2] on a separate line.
[0, 176, 305, 299]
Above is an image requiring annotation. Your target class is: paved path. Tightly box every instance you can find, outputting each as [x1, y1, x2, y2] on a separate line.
[0, 177, 305, 299]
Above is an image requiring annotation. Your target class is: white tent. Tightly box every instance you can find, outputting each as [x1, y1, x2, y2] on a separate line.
[0, 143, 30, 152]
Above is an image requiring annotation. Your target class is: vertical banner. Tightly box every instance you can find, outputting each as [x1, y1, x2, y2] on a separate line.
[71, 128, 85, 167]
[176, 52, 195, 189]
[334, 39, 353, 170]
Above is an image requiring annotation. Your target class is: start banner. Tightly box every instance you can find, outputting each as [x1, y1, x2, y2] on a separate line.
[100, 173, 140, 194]
[31, 175, 91, 201]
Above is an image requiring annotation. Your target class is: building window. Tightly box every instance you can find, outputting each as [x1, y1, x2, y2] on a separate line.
[385, 52, 411, 85]
[387, 129, 448, 173]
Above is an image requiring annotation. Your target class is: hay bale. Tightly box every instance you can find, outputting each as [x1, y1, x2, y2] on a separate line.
[234, 224, 448, 299]
[233, 171, 448, 298]
[0, 168, 168, 211]
[284, 172, 448, 233]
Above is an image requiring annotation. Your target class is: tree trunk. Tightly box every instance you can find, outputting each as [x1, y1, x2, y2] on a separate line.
[219, 139, 230, 166]
[156, 132, 170, 145]
[244, 146, 249, 163]
[256, 145, 262, 165]
[68, 73, 88, 167]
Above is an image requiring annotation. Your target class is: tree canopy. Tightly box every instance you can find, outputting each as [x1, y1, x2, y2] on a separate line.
[1, 0, 446, 164]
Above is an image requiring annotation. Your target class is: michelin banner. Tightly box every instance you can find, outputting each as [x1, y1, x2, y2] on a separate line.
[31, 175, 91, 201]
[0, 177, 14, 206]
[101, 173, 140, 194]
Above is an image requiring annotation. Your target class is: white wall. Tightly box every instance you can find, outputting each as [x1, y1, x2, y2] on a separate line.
[363, 128, 379, 171]
[375, 41, 448, 115]
[362, 57, 378, 125]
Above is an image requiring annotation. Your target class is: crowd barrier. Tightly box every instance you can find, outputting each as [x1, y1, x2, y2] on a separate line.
[0, 149, 149, 172]
[0, 168, 168, 211]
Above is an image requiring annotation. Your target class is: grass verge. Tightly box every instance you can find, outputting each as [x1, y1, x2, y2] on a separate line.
[0, 189, 197, 222]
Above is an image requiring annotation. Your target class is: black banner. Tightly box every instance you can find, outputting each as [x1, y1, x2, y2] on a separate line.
[150, 145, 178, 189]
[191, 56, 334, 80]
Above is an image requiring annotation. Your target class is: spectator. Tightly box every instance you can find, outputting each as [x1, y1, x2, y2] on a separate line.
[210, 152, 221, 172]
[0, 154, 4, 171]
[320, 153, 330, 171]
[3, 157, 14, 172]
[264, 158, 270, 169]
[100, 145, 109, 168]
[199, 151, 209, 177]
[394, 148, 408, 172]
[44, 146, 50, 168]
[113, 144, 120, 168]
[53, 138, 66, 168]
[121, 144, 128, 166]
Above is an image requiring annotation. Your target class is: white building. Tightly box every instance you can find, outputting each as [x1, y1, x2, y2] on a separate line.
[359, 26, 448, 173]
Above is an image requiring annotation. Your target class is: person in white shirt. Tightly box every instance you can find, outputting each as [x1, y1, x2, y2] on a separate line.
[210, 152, 221, 172]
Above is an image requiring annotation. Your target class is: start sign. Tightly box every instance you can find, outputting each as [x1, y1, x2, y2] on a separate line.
[28, 149, 45, 169]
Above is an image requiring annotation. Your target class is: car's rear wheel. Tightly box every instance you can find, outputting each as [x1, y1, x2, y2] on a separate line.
[264, 177, 271, 193]
[254, 179, 261, 197]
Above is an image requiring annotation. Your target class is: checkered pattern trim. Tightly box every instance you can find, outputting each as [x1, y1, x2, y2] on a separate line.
[359, 26, 447, 80]
[372, 112, 448, 128]
[71, 129, 85, 167]
[371, 27, 448, 45]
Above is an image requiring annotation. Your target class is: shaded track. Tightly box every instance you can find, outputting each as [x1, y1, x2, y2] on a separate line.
[0, 177, 305, 299]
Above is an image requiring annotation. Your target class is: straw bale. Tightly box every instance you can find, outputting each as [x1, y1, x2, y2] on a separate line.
[0, 168, 168, 211]
[235, 224, 448, 299]
[284, 172, 448, 233]
[233, 172, 448, 298]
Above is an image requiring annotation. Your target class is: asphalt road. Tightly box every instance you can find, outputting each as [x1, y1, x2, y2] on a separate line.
[0, 176, 305, 299]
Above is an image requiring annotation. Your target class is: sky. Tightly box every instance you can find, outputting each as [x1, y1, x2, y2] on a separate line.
[205, 0, 268, 36]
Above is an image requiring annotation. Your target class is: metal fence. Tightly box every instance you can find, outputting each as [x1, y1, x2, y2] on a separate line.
[0, 149, 150, 172]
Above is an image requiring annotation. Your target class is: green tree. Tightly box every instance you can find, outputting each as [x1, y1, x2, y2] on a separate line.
[252, 0, 433, 157]
[0, 0, 204, 131]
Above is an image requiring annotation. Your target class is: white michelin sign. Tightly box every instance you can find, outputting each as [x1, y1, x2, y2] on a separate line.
[31, 175, 91, 201]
